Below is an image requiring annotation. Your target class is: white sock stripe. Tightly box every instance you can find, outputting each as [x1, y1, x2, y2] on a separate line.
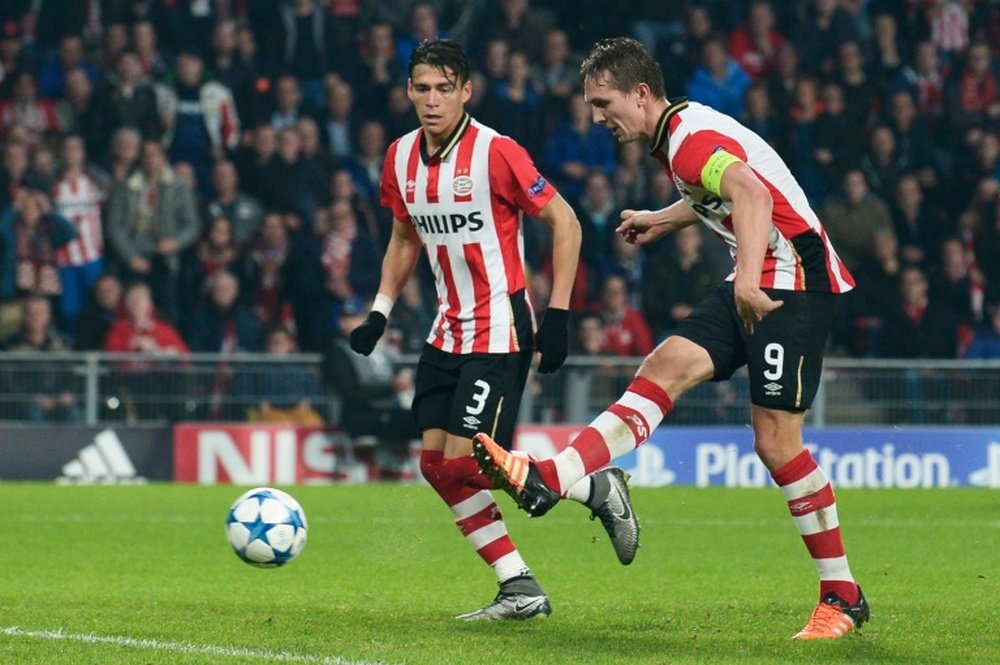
[814, 555, 854, 582]
[553, 446, 586, 494]
[618, 390, 667, 425]
[465, 520, 509, 551]
[591, 411, 637, 458]
[780, 466, 829, 501]
[491, 551, 527, 582]
[450, 491, 495, 520]
[792, 504, 841, 536]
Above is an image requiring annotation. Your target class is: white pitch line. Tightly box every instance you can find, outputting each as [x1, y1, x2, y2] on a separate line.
[0, 626, 391, 665]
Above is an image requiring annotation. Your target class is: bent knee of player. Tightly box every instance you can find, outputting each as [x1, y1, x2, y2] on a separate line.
[637, 335, 714, 399]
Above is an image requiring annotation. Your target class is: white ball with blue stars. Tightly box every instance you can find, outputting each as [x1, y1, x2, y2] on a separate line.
[226, 487, 307, 567]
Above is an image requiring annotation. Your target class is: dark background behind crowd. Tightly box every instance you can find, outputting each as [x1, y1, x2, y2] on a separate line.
[2, 0, 1000, 381]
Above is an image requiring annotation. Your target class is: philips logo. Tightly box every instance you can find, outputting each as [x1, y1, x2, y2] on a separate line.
[413, 211, 484, 235]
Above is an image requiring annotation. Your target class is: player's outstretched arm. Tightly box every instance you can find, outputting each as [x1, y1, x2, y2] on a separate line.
[616, 199, 699, 245]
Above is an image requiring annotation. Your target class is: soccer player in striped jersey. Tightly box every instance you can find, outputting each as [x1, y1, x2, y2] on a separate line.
[474, 37, 869, 639]
[348, 38, 639, 621]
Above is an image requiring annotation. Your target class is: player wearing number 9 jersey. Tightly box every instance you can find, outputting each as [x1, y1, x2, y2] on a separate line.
[348, 38, 641, 622]
[473, 37, 870, 639]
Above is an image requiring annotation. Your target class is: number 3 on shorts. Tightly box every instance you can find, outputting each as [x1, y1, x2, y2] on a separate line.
[764, 342, 784, 380]
[466, 379, 491, 415]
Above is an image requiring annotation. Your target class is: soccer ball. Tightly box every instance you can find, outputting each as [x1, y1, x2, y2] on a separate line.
[225, 487, 308, 567]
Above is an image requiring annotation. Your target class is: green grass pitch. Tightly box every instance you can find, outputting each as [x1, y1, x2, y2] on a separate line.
[0, 483, 997, 664]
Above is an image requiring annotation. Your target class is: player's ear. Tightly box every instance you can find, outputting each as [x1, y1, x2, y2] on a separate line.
[461, 78, 472, 104]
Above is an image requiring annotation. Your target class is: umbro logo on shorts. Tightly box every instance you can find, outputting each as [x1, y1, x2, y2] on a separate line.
[764, 382, 783, 395]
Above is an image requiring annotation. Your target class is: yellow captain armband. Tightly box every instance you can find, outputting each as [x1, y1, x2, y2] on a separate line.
[700, 149, 743, 196]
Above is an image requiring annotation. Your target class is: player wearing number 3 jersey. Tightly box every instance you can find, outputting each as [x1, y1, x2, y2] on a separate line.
[349, 39, 640, 621]
[474, 37, 870, 639]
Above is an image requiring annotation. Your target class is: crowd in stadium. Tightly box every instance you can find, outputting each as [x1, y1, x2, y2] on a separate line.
[1, 0, 999, 375]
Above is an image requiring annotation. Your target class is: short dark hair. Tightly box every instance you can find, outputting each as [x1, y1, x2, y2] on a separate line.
[580, 37, 666, 99]
[409, 38, 470, 85]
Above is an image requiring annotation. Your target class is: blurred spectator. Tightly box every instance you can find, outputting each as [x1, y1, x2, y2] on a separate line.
[481, 50, 543, 153]
[105, 140, 200, 323]
[890, 40, 946, 134]
[727, 0, 785, 81]
[259, 126, 327, 225]
[206, 159, 263, 245]
[686, 35, 751, 119]
[177, 215, 245, 320]
[576, 170, 618, 282]
[641, 224, 720, 341]
[659, 4, 714, 94]
[296, 115, 337, 179]
[323, 297, 419, 477]
[595, 273, 653, 357]
[603, 232, 646, 307]
[891, 174, 947, 267]
[0, 71, 58, 144]
[964, 306, 1000, 359]
[38, 34, 99, 100]
[382, 84, 418, 140]
[786, 76, 827, 205]
[100, 21, 129, 73]
[765, 40, 800, 115]
[0, 139, 31, 210]
[344, 119, 385, 208]
[0, 19, 37, 99]
[160, 48, 240, 193]
[543, 91, 616, 202]
[104, 281, 188, 355]
[928, 0, 970, 63]
[0, 295, 81, 422]
[271, 0, 339, 108]
[320, 198, 381, 310]
[395, 2, 445, 72]
[814, 82, 860, 192]
[318, 76, 357, 161]
[742, 81, 787, 155]
[831, 40, 876, 131]
[931, 236, 982, 330]
[102, 51, 162, 144]
[237, 325, 324, 426]
[131, 20, 169, 82]
[54, 68, 106, 166]
[330, 167, 381, 241]
[613, 141, 652, 212]
[840, 228, 902, 356]
[269, 74, 306, 132]
[104, 126, 142, 183]
[387, 279, 434, 354]
[794, 0, 859, 77]
[483, 0, 549, 61]
[74, 272, 122, 350]
[944, 40, 1000, 144]
[354, 21, 404, 115]
[185, 269, 264, 353]
[885, 89, 940, 190]
[52, 134, 109, 333]
[881, 265, 959, 358]
[533, 28, 579, 122]
[870, 12, 905, 98]
[243, 210, 292, 328]
[235, 123, 276, 203]
[822, 168, 896, 273]
[209, 18, 259, 128]
[859, 125, 908, 202]
[0, 189, 76, 306]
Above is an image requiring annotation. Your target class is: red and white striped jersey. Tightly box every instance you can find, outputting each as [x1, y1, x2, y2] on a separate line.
[381, 114, 556, 354]
[53, 173, 106, 266]
[650, 100, 855, 293]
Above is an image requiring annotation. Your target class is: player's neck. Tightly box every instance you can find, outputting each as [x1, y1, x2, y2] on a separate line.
[643, 98, 671, 145]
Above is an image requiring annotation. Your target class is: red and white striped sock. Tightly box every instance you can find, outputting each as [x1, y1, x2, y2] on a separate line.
[536, 377, 673, 493]
[421, 451, 528, 582]
[772, 450, 859, 604]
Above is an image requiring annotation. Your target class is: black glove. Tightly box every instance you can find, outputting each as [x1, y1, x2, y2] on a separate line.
[349, 311, 387, 356]
[535, 308, 569, 374]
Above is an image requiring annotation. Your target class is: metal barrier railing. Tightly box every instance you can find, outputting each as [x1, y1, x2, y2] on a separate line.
[1, 352, 999, 426]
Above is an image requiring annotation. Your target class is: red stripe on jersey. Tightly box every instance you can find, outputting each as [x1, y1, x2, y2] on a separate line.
[437, 245, 464, 352]
[453, 125, 479, 203]
[760, 253, 778, 289]
[787, 484, 836, 516]
[405, 135, 421, 204]
[802, 527, 846, 559]
[425, 157, 441, 203]
[818, 224, 855, 289]
[464, 243, 491, 353]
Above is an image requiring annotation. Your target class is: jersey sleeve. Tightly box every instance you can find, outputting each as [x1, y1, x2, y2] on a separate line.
[671, 130, 748, 195]
[488, 136, 556, 216]
[379, 139, 410, 222]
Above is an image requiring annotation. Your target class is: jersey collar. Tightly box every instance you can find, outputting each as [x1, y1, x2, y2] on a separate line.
[420, 112, 471, 164]
[649, 97, 689, 156]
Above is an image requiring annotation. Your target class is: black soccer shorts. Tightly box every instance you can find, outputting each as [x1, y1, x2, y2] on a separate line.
[412, 344, 532, 449]
[673, 282, 838, 411]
